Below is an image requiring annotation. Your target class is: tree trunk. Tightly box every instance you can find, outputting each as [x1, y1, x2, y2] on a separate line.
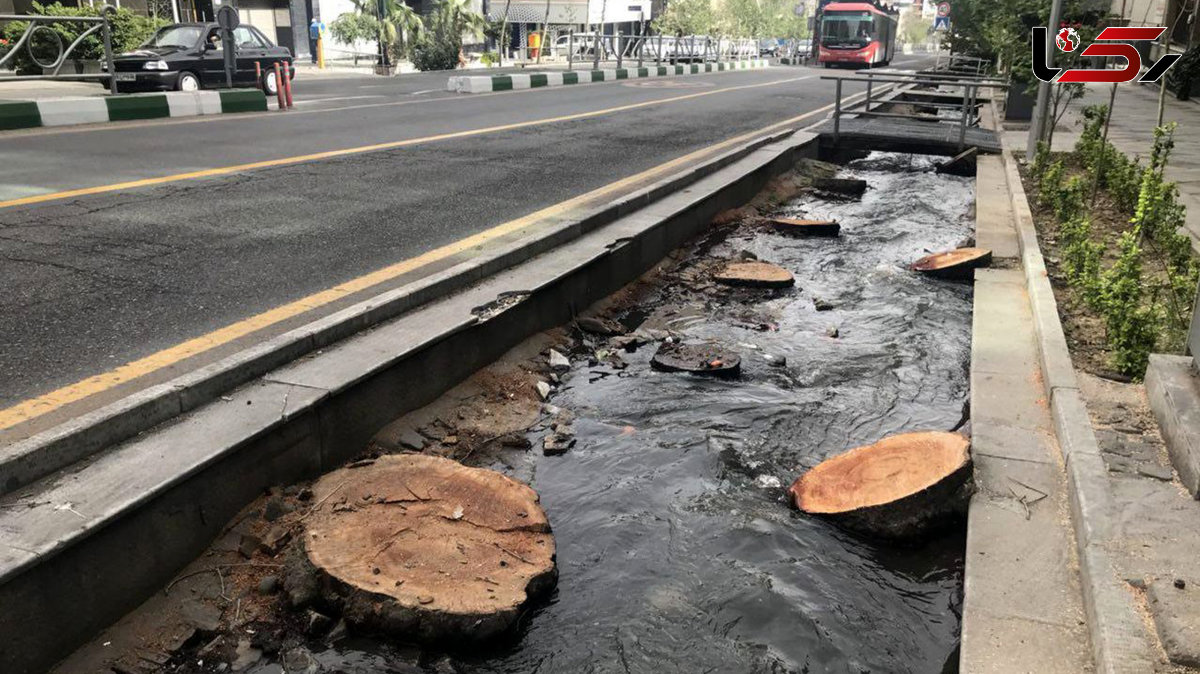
[295, 454, 557, 644]
[789, 431, 972, 539]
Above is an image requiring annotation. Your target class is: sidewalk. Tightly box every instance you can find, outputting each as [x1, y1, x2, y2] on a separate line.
[1064, 82, 1200, 251]
[997, 103, 1200, 670]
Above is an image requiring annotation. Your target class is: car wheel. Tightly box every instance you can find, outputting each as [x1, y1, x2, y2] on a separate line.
[262, 69, 278, 96]
[177, 71, 200, 92]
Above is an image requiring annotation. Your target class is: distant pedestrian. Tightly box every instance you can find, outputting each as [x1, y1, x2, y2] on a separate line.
[309, 18, 325, 64]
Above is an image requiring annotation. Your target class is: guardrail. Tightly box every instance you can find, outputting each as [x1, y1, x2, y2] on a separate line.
[0, 8, 117, 94]
[932, 52, 992, 76]
[562, 32, 760, 71]
[821, 74, 1010, 151]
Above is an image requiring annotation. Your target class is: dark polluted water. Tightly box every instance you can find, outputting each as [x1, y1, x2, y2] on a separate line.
[254, 153, 975, 674]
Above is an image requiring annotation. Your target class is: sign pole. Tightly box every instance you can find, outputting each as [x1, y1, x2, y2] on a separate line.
[1027, 0, 1065, 159]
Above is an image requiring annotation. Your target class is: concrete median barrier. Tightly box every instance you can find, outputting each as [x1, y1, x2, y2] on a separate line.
[447, 59, 769, 94]
[0, 89, 268, 132]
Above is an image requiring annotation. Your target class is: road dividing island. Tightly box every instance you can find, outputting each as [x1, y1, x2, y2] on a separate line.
[0, 89, 268, 132]
[0, 127, 817, 674]
[447, 59, 769, 94]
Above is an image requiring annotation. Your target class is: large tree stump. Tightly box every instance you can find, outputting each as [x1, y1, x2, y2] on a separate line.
[300, 454, 556, 644]
[911, 247, 992, 280]
[788, 431, 972, 539]
[651, 342, 741, 377]
[769, 217, 841, 237]
[714, 261, 795, 289]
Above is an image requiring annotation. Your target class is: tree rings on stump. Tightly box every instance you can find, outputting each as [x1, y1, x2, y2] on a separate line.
[911, 247, 992, 280]
[714, 261, 795, 289]
[813, 177, 868, 197]
[788, 431, 972, 539]
[769, 217, 841, 237]
[651, 342, 741, 377]
[300, 454, 556, 643]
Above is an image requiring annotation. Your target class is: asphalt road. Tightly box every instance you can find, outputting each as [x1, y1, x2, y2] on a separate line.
[0, 56, 935, 439]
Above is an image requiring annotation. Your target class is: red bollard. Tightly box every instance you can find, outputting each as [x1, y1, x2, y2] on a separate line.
[254, 61, 261, 89]
[283, 61, 294, 109]
[272, 62, 286, 110]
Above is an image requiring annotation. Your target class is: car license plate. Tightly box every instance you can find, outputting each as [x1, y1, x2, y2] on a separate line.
[115, 73, 137, 82]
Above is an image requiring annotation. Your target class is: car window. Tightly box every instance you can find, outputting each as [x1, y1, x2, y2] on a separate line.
[142, 25, 202, 49]
[233, 27, 264, 49]
[250, 26, 277, 48]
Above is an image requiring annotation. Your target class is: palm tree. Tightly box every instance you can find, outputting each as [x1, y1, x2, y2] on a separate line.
[431, 0, 488, 40]
[353, 0, 425, 65]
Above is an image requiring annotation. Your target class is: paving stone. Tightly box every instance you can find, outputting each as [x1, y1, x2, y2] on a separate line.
[1149, 577, 1200, 668]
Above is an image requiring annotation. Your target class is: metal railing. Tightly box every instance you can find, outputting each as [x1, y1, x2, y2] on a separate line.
[0, 7, 117, 94]
[821, 74, 1009, 151]
[932, 52, 992, 76]
[562, 32, 759, 71]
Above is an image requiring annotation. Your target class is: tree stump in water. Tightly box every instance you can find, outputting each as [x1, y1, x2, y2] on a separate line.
[911, 247, 992, 280]
[714, 261, 795, 289]
[299, 454, 556, 643]
[813, 177, 868, 197]
[788, 431, 972, 539]
[768, 217, 841, 237]
[651, 342, 741, 377]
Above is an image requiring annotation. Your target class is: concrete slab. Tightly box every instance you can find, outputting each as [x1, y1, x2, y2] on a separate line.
[975, 156, 1020, 258]
[1148, 578, 1200, 669]
[1145, 354, 1200, 498]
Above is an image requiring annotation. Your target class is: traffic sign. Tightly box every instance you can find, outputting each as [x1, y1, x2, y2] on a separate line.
[937, 2, 951, 18]
[217, 4, 240, 31]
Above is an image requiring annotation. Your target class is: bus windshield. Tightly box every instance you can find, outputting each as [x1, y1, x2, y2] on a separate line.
[822, 11, 874, 47]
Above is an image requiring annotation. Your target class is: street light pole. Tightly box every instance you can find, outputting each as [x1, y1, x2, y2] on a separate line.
[1026, 0, 1064, 159]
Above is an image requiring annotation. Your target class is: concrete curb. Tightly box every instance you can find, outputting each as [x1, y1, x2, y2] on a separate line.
[1145, 353, 1200, 497]
[0, 131, 819, 674]
[446, 59, 769, 94]
[999, 121, 1158, 672]
[0, 128, 798, 498]
[0, 89, 266, 131]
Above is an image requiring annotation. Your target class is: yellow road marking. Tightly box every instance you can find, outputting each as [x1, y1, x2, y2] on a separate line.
[0, 74, 812, 211]
[0, 82, 873, 431]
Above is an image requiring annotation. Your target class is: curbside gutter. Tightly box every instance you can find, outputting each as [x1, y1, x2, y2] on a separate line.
[0, 89, 267, 132]
[998, 123, 1158, 673]
[0, 130, 819, 674]
[446, 59, 769, 94]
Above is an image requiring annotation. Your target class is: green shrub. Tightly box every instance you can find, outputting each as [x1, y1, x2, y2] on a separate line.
[1099, 227, 1160, 376]
[1, 2, 166, 75]
[411, 34, 459, 71]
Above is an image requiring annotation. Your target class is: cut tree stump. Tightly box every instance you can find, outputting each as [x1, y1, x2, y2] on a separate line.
[298, 454, 556, 644]
[651, 342, 741, 377]
[769, 217, 841, 237]
[714, 261, 795, 289]
[813, 177, 868, 197]
[788, 431, 972, 539]
[911, 247, 992, 280]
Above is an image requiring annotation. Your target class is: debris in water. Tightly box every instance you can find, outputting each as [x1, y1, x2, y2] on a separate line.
[769, 217, 841, 237]
[536, 381, 552, 400]
[826, 325, 840, 339]
[575, 316, 625, 336]
[813, 298, 835, 311]
[547, 349, 570, 371]
[788, 431, 973, 539]
[755, 475, 783, 489]
[714, 261, 795, 289]
[911, 247, 993, 280]
[650, 342, 742, 377]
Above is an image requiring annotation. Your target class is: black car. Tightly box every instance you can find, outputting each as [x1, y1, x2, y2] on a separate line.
[102, 22, 294, 94]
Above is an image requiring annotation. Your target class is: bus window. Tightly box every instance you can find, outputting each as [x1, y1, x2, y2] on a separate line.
[821, 11, 873, 47]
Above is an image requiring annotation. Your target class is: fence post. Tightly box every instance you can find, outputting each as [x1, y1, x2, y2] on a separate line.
[637, 33, 643, 68]
[568, 31, 573, 71]
[865, 78, 872, 110]
[593, 31, 601, 69]
[657, 34, 662, 65]
[616, 30, 622, 68]
[101, 11, 116, 95]
[833, 78, 842, 145]
[958, 83, 972, 150]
